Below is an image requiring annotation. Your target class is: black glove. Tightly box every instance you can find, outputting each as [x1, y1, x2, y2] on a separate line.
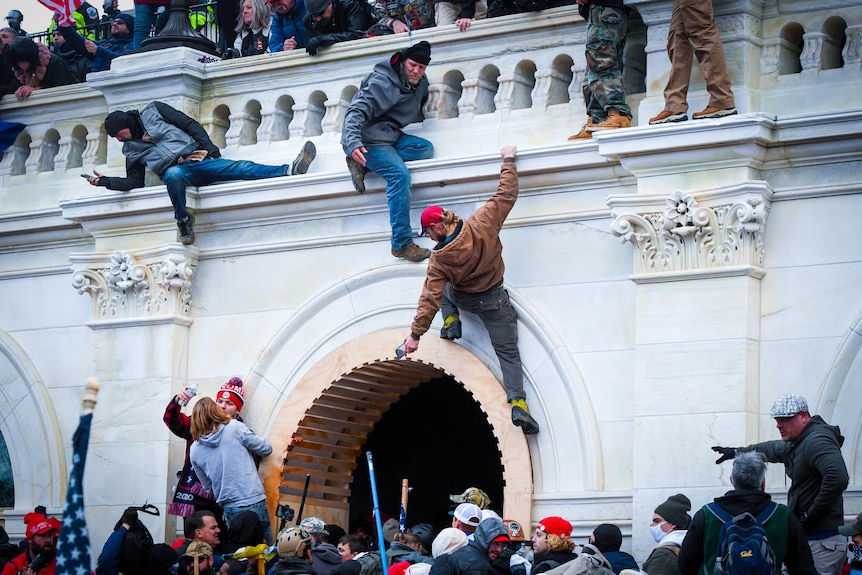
[711, 446, 737, 464]
[121, 507, 138, 528]
[306, 37, 322, 56]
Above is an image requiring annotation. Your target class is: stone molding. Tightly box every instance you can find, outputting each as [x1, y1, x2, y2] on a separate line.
[69, 244, 199, 327]
[610, 187, 770, 279]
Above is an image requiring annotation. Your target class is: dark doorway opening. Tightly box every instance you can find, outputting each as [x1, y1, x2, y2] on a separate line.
[347, 374, 504, 535]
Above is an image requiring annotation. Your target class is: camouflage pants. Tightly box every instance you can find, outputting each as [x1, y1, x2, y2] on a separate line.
[584, 5, 630, 121]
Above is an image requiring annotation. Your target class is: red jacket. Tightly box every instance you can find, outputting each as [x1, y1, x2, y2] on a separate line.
[1, 549, 56, 575]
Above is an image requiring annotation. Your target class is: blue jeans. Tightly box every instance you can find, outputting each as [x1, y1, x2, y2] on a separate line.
[223, 499, 273, 545]
[344, 134, 434, 250]
[133, 4, 162, 49]
[162, 157, 288, 221]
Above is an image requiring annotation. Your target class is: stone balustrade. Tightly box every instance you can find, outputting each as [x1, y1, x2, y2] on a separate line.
[0, 1, 860, 197]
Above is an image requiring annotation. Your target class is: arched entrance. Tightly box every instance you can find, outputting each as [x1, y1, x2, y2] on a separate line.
[258, 329, 533, 531]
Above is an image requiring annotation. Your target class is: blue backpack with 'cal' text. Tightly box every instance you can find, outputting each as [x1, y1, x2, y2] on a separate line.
[706, 501, 779, 575]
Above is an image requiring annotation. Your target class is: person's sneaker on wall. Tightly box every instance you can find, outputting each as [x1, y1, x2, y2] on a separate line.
[177, 214, 195, 245]
[649, 110, 689, 125]
[346, 156, 367, 194]
[291, 141, 316, 175]
[692, 106, 737, 120]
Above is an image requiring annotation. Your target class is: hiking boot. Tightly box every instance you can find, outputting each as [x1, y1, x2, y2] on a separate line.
[290, 141, 316, 175]
[567, 118, 593, 140]
[346, 156, 366, 194]
[440, 314, 462, 340]
[511, 404, 540, 435]
[692, 106, 737, 120]
[177, 214, 195, 245]
[587, 108, 631, 132]
[649, 110, 688, 125]
[392, 242, 431, 262]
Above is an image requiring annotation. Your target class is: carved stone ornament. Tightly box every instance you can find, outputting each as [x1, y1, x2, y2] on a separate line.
[71, 248, 197, 325]
[610, 191, 768, 276]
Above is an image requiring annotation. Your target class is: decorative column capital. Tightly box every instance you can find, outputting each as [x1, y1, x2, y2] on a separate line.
[609, 184, 771, 282]
[70, 244, 199, 328]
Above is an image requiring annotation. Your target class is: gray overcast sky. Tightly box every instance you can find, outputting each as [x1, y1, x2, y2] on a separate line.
[2, 0, 134, 36]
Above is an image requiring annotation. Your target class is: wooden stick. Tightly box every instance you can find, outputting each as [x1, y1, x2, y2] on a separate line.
[82, 377, 100, 415]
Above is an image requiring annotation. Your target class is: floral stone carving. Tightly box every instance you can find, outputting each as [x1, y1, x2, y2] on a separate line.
[610, 191, 768, 275]
[71, 249, 196, 323]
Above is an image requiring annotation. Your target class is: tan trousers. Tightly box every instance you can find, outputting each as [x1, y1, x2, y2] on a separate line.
[663, 0, 735, 112]
[435, 0, 487, 24]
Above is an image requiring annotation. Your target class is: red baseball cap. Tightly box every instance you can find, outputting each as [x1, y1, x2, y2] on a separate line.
[24, 513, 59, 540]
[420, 206, 444, 236]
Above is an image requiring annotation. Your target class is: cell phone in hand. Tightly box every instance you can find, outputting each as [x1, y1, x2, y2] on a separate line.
[81, 174, 93, 179]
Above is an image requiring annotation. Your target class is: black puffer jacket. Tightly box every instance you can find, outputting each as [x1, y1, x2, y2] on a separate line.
[742, 415, 849, 534]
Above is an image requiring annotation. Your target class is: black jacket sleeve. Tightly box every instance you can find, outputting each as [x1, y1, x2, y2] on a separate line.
[153, 101, 221, 158]
[98, 155, 146, 191]
[306, 0, 372, 46]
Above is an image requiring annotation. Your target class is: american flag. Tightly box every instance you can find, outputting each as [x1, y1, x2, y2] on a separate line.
[399, 501, 406, 533]
[35, 0, 84, 26]
[55, 412, 93, 575]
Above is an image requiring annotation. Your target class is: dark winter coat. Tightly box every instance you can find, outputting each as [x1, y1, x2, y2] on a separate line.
[303, 0, 374, 55]
[532, 551, 577, 574]
[310, 543, 342, 575]
[430, 520, 508, 575]
[387, 542, 432, 567]
[742, 415, 849, 535]
[602, 551, 637, 575]
[4, 39, 75, 96]
[341, 51, 428, 153]
[678, 489, 816, 575]
[58, 26, 134, 73]
[272, 556, 317, 575]
[98, 101, 221, 191]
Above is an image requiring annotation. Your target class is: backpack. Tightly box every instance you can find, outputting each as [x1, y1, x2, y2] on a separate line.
[543, 545, 615, 575]
[116, 518, 154, 575]
[356, 552, 385, 575]
[706, 501, 778, 575]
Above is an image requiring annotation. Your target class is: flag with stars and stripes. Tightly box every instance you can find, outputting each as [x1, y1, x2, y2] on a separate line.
[55, 412, 93, 575]
[36, 0, 84, 26]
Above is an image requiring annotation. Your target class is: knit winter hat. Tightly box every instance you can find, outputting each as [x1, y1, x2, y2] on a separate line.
[654, 494, 691, 528]
[401, 41, 431, 65]
[536, 516, 572, 539]
[591, 524, 622, 553]
[217, 376, 244, 410]
[112, 12, 135, 30]
[145, 544, 179, 572]
[104, 110, 136, 137]
[304, 0, 330, 15]
[431, 527, 468, 559]
[382, 517, 400, 544]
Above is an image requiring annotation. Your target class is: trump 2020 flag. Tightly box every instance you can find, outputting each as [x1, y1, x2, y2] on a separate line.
[56, 379, 99, 575]
[36, 0, 84, 26]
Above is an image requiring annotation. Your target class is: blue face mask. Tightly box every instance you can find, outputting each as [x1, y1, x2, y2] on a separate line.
[850, 543, 862, 562]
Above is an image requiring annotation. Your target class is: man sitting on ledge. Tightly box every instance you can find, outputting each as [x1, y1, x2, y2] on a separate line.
[87, 101, 316, 245]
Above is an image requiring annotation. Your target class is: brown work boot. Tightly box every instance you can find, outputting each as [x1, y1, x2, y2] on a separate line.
[692, 106, 737, 120]
[392, 242, 431, 262]
[588, 108, 631, 132]
[649, 110, 688, 125]
[567, 118, 593, 140]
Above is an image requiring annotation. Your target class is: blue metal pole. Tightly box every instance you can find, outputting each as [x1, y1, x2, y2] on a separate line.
[366, 451, 388, 571]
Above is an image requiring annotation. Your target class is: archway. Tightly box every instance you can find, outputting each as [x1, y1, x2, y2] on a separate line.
[258, 330, 533, 531]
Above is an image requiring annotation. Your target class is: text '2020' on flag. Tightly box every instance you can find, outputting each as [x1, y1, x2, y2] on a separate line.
[55, 378, 99, 575]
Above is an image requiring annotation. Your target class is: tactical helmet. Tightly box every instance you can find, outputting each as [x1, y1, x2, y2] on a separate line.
[5, 10, 22, 26]
[277, 526, 311, 559]
[409, 523, 435, 552]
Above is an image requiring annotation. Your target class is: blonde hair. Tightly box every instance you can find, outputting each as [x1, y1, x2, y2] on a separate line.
[191, 396, 232, 440]
[236, 0, 271, 33]
[546, 533, 575, 553]
[394, 532, 424, 552]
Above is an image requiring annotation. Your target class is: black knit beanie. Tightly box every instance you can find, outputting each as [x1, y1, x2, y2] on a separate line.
[655, 493, 691, 528]
[104, 110, 136, 137]
[592, 523, 622, 553]
[401, 41, 431, 65]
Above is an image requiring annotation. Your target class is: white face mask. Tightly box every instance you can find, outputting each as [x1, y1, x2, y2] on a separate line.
[650, 522, 667, 543]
